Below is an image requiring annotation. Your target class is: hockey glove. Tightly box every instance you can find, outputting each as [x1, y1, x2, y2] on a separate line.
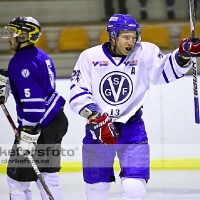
[0, 69, 10, 104]
[86, 113, 119, 144]
[179, 37, 200, 57]
[17, 125, 41, 156]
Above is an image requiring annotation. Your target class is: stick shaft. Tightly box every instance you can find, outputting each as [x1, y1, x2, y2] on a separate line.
[0, 104, 20, 137]
[27, 155, 54, 200]
[0, 103, 54, 200]
[189, 0, 195, 38]
[189, 0, 200, 123]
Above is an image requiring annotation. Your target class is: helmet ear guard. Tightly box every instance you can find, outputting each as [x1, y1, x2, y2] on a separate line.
[25, 22, 41, 43]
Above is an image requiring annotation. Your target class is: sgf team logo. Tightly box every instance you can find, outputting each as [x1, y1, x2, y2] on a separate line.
[100, 71, 133, 105]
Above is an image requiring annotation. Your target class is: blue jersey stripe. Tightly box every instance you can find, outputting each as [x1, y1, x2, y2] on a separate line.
[70, 91, 90, 103]
[162, 69, 169, 83]
[169, 55, 184, 79]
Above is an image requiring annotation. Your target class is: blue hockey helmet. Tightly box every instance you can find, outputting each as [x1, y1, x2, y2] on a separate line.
[107, 14, 141, 41]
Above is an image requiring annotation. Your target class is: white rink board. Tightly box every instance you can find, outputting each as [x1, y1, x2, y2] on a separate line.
[0, 76, 200, 162]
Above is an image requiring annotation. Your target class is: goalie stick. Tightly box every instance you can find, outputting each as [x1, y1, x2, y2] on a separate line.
[0, 102, 54, 200]
[189, 0, 200, 124]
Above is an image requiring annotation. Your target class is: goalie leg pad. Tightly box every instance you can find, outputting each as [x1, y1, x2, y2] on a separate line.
[36, 172, 63, 200]
[121, 178, 146, 200]
[7, 175, 31, 200]
[85, 182, 110, 200]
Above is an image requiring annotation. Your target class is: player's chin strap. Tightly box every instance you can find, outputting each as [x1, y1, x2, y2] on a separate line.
[15, 37, 30, 52]
[107, 42, 123, 57]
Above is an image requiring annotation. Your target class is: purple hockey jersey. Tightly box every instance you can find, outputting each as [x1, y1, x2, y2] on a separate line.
[8, 45, 65, 129]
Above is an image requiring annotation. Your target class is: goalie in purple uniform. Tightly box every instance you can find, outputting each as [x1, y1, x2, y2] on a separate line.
[0, 16, 68, 200]
[69, 13, 200, 200]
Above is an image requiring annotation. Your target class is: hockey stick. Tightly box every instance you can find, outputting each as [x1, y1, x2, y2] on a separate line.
[0, 102, 54, 200]
[189, 0, 200, 124]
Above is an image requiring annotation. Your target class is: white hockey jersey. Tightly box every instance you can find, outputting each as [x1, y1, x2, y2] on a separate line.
[69, 42, 191, 123]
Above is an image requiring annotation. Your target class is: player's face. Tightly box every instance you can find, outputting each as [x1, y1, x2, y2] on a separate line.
[7, 37, 19, 51]
[115, 31, 137, 55]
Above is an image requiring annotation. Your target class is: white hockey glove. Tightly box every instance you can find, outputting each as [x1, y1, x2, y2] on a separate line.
[17, 125, 41, 156]
[0, 69, 10, 103]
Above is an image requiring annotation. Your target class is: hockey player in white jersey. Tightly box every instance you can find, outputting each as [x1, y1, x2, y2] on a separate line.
[69, 14, 200, 200]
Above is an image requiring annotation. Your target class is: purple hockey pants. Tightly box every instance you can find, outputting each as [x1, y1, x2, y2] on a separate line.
[82, 110, 150, 184]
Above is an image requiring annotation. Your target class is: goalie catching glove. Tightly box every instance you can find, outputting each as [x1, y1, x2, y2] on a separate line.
[17, 124, 41, 156]
[86, 113, 119, 144]
[0, 69, 10, 104]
